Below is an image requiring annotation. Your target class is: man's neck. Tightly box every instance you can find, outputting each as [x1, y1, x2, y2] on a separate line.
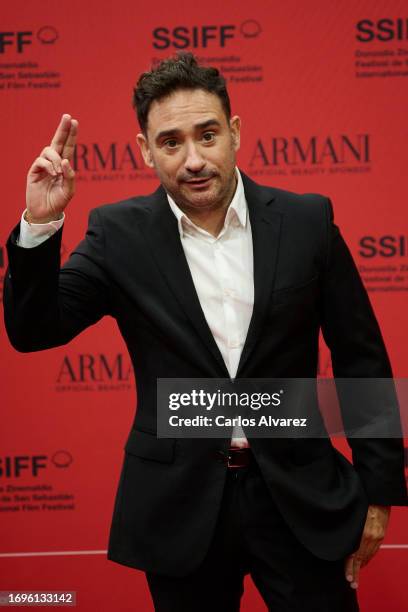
[175, 173, 238, 238]
[184, 204, 229, 237]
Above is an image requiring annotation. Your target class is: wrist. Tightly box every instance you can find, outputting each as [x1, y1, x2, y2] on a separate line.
[368, 504, 391, 516]
[25, 209, 63, 224]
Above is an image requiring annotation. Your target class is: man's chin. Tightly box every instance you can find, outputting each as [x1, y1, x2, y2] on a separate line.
[179, 187, 220, 209]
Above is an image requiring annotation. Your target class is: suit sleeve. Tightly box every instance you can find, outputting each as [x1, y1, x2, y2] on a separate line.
[3, 208, 111, 352]
[320, 198, 407, 506]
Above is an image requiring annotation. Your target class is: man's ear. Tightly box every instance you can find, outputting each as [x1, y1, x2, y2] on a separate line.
[229, 115, 241, 152]
[136, 133, 155, 168]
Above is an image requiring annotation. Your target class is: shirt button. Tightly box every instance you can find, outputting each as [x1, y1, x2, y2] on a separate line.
[229, 337, 242, 348]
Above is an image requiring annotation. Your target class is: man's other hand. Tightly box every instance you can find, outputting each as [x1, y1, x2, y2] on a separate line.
[344, 504, 391, 589]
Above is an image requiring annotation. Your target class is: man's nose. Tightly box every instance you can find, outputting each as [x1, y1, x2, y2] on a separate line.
[184, 143, 205, 173]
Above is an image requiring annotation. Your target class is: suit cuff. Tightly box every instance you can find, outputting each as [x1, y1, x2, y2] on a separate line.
[18, 209, 65, 248]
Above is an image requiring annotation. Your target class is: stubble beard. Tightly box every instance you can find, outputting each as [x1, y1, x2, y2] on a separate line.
[173, 163, 237, 216]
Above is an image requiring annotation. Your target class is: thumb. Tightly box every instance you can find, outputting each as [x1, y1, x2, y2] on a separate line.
[61, 158, 76, 198]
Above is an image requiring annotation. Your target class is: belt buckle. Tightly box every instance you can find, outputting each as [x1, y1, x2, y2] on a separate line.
[227, 448, 247, 468]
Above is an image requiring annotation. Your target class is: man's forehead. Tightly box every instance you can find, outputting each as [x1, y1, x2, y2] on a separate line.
[147, 89, 226, 134]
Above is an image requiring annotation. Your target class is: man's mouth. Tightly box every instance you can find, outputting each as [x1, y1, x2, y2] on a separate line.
[184, 176, 213, 188]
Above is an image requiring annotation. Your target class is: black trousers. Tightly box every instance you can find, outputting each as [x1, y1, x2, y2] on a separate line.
[146, 457, 360, 612]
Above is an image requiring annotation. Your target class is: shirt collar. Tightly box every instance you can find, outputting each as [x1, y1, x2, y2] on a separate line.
[166, 168, 247, 238]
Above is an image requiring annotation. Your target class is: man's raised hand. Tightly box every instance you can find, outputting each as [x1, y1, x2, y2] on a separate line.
[26, 114, 78, 223]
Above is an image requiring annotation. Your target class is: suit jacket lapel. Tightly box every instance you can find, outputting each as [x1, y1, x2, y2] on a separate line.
[141, 185, 230, 376]
[236, 173, 283, 376]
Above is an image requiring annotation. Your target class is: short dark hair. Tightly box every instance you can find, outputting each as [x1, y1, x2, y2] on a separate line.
[132, 52, 231, 134]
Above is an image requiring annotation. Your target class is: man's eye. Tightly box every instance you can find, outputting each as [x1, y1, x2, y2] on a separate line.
[202, 132, 216, 142]
[164, 139, 178, 148]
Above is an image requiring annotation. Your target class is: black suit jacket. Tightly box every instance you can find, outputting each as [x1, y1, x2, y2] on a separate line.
[3, 172, 407, 576]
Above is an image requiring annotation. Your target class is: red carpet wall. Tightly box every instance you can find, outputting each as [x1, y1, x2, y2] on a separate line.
[1, 1, 407, 610]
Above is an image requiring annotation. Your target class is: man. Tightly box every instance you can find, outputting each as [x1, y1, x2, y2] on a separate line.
[3, 53, 407, 611]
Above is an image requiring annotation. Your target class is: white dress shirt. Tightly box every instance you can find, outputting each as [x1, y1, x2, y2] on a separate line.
[18, 168, 254, 447]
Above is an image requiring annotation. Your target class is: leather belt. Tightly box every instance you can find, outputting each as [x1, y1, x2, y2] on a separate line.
[226, 447, 252, 468]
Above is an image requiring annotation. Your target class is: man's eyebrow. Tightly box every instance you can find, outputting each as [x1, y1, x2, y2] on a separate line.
[195, 119, 222, 130]
[155, 119, 222, 143]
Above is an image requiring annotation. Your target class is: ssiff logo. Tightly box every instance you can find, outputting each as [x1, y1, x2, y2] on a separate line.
[356, 18, 408, 42]
[359, 236, 407, 258]
[0, 455, 47, 477]
[357, 235, 408, 293]
[0, 27, 58, 53]
[152, 20, 261, 49]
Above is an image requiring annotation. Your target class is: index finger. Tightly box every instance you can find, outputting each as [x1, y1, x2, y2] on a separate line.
[345, 554, 354, 582]
[351, 555, 362, 588]
[50, 113, 73, 154]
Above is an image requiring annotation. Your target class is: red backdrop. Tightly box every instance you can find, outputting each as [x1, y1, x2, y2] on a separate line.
[1, 0, 407, 609]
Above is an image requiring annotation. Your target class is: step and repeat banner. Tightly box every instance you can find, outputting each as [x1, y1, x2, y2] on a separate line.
[1, 1, 407, 610]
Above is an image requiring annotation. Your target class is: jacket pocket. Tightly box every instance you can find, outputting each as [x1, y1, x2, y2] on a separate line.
[290, 438, 333, 467]
[124, 427, 176, 463]
[271, 275, 319, 306]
